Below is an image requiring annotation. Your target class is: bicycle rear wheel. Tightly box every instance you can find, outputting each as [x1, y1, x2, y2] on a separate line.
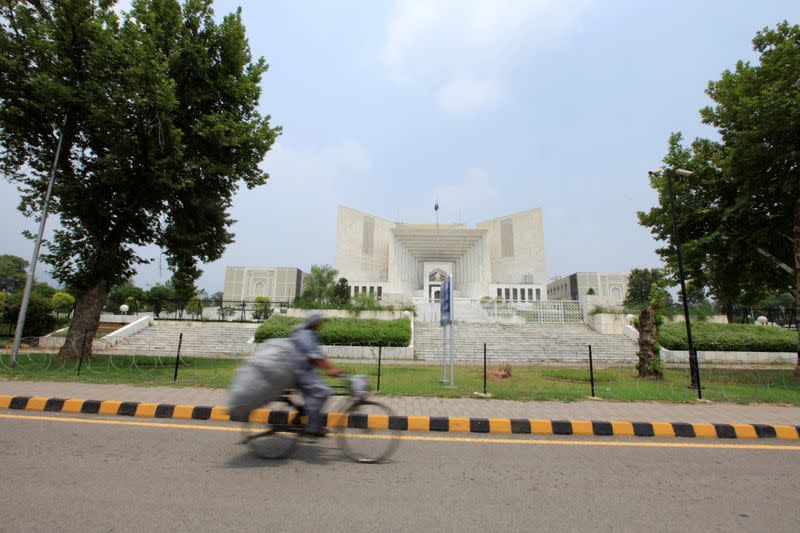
[241, 399, 302, 460]
[336, 400, 400, 464]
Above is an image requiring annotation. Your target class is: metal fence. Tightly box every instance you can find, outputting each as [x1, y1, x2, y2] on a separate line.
[104, 299, 289, 322]
[480, 300, 584, 324]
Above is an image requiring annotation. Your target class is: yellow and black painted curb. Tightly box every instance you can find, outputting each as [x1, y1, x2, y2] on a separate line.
[2, 394, 799, 441]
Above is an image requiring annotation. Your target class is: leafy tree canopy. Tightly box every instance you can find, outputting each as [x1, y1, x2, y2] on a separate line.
[0, 0, 280, 358]
[0, 254, 28, 293]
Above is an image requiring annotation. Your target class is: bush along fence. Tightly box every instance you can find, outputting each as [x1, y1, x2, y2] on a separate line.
[254, 315, 412, 347]
[658, 323, 796, 352]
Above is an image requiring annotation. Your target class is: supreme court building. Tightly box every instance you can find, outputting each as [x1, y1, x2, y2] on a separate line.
[334, 206, 547, 303]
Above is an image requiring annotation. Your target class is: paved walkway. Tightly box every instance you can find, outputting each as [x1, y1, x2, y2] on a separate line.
[3, 379, 800, 424]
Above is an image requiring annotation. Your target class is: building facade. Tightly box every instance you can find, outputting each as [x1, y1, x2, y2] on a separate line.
[334, 206, 547, 302]
[222, 266, 307, 303]
[547, 272, 629, 306]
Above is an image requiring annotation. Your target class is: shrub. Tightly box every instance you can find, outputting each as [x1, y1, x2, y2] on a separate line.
[251, 296, 272, 320]
[0, 291, 56, 337]
[590, 305, 623, 315]
[254, 315, 411, 346]
[350, 293, 382, 315]
[658, 323, 795, 352]
[51, 291, 75, 312]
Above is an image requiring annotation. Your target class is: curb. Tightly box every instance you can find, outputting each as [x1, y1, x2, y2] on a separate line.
[2, 395, 799, 441]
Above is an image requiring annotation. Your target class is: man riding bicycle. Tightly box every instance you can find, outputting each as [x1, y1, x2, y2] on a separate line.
[290, 311, 343, 437]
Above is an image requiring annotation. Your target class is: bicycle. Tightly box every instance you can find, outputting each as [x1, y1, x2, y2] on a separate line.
[240, 375, 400, 463]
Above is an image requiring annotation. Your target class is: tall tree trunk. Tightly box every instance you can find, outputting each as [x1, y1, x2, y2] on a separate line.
[637, 307, 662, 378]
[58, 279, 109, 360]
[724, 302, 733, 324]
[794, 193, 800, 377]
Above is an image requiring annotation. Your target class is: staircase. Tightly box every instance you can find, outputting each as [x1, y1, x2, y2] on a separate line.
[107, 320, 258, 357]
[413, 321, 637, 364]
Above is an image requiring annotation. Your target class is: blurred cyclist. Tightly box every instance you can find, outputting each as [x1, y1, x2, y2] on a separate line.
[290, 311, 343, 437]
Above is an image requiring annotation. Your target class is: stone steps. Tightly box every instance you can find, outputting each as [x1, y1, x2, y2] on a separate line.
[413, 322, 638, 363]
[108, 321, 258, 356]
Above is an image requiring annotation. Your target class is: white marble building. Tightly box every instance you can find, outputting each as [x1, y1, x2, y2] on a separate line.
[222, 266, 307, 303]
[547, 272, 629, 307]
[334, 206, 547, 302]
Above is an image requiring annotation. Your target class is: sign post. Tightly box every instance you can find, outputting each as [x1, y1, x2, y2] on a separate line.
[440, 275, 454, 386]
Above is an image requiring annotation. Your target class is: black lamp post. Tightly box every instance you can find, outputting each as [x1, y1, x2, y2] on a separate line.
[650, 167, 702, 398]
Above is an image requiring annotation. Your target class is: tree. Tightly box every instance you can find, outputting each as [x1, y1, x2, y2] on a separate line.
[624, 269, 670, 378]
[0, 255, 27, 294]
[146, 283, 176, 318]
[300, 265, 339, 306]
[624, 269, 670, 311]
[106, 281, 145, 313]
[251, 295, 271, 320]
[701, 22, 799, 374]
[638, 134, 772, 322]
[0, 1, 279, 359]
[51, 291, 75, 313]
[185, 295, 204, 319]
[210, 291, 224, 307]
[0, 291, 55, 338]
[331, 278, 351, 307]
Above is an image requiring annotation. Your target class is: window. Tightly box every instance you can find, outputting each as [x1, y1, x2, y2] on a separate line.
[528, 288, 533, 300]
[369, 286, 374, 295]
[512, 288, 518, 301]
[520, 290, 526, 301]
[536, 289, 541, 301]
[354, 286, 359, 296]
[362, 286, 367, 295]
[504, 288, 510, 300]
[497, 288, 502, 298]
[377, 286, 382, 300]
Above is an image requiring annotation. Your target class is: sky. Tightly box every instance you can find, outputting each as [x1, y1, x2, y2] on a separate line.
[1, 0, 798, 293]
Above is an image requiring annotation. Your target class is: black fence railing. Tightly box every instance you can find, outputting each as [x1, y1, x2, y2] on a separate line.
[103, 299, 290, 322]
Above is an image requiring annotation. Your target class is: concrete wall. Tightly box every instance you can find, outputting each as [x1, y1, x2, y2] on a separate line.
[39, 315, 154, 350]
[661, 348, 797, 364]
[477, 208, 546, 286]
[334, 205, 394, 283]
[585, 313, 629, 335]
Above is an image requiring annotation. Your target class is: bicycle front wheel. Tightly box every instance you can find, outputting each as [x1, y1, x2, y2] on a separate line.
[336, 400, 400, 464]
[241, 399, 302, 460]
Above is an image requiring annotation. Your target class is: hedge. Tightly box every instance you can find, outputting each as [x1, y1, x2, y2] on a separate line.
[254, 315, 411, 346]
[658, 323, 796, 353]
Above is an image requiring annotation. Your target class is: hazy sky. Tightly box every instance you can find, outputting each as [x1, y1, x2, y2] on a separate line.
[1, 0, 798, 293]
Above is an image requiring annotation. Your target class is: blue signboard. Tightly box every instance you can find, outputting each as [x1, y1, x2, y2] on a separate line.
[440, 275, 452, 326]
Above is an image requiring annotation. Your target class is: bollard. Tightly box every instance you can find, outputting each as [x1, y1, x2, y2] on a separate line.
[588, 344, 595, 398]
[77, 329, 88, 376]
[483, 343, 487, 396]
[173, 332, 183, 382]
[377, 344, 382, 392]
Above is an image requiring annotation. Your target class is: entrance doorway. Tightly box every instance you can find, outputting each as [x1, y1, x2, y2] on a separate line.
[429, 284, 441, 301]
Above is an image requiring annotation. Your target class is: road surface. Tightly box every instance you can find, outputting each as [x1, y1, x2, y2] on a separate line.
[1, 411, 799, 532]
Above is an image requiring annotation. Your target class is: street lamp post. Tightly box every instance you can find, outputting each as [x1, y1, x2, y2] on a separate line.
[650, 167, 702, 398]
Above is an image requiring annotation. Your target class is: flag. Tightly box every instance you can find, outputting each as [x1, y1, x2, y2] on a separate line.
[434, 200, 439, 212]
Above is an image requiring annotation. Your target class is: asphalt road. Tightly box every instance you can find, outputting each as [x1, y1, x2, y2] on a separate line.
[1, 412, 799, 532]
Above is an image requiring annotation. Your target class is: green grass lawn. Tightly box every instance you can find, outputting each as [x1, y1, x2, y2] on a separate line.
[2, 353, 800, 405]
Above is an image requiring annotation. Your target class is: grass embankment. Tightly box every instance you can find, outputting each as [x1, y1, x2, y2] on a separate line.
[2, 353, 799, 405]
[254, 315, 411, 346]
[658, 323, 796, 352]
